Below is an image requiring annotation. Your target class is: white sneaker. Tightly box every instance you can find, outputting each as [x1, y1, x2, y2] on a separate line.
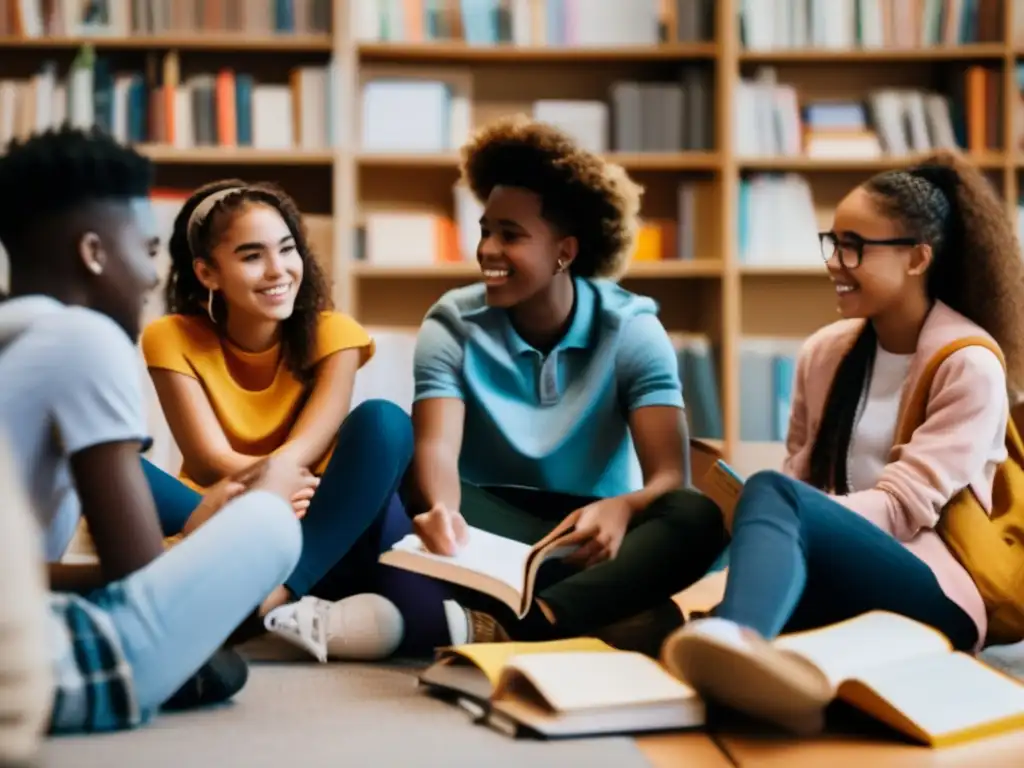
[264, 594, 404, 663]
[661, 617, 832, 736]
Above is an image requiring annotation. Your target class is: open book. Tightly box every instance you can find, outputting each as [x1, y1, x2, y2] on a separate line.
[669, 611, 1024, 747]
[420, 638, 704, 739]
[690, 440, 744, 530]
[379, 524, 580, 618]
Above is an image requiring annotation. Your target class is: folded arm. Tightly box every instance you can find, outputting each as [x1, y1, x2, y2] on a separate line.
[277, 348, 361, 468]
[148, 368, 255, 486]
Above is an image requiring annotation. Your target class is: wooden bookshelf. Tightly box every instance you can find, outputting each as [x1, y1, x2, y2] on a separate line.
[335, 0, 1021, 459]
[2, 0, 1018, 461]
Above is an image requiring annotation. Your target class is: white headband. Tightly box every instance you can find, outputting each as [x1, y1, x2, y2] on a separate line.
[187, 186, 246, 254]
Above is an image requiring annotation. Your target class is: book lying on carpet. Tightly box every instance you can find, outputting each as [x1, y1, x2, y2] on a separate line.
[684, 611, 1024, 747]
[420, 638, 704, 739]
[378, 524, 581, 618]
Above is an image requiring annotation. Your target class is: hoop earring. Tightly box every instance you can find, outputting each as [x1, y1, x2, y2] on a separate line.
[556, 259, 567, 274]
[206, 289, 216, 323]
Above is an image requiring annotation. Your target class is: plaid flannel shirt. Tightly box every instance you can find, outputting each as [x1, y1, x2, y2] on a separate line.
[47, 584, 147, 734]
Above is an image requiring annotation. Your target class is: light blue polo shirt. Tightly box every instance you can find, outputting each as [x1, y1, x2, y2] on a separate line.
[412, 277, 684, 499]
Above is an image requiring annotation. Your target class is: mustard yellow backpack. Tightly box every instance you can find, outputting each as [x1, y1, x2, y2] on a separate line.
[895, 337, 1024, 646]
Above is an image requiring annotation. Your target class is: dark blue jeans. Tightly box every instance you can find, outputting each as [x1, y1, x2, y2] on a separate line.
[717, 470, 979, 651]
[142, 399, 453, 656]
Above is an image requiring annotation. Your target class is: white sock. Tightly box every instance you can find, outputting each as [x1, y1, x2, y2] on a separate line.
[443, 600, 470, 646]
[686, 616, 752, 650]
[265, 594, 404, 662]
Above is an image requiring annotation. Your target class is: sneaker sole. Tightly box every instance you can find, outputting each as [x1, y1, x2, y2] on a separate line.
[661, 628, 832, 736]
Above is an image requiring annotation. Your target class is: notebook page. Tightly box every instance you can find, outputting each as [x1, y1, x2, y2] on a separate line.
[501, 652, 696, 712]
[774, 612, 950, 688]
[846, 652, 1024, 740]
[388, 527, 532, 594]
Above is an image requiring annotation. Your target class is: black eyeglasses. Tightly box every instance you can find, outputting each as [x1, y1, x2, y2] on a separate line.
[818, 232, 919, 270]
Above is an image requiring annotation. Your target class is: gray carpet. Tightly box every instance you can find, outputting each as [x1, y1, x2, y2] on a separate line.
[39, 648, 652, 768]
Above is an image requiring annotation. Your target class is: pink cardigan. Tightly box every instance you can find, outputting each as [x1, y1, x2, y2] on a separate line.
[783, 301, 1009, 649]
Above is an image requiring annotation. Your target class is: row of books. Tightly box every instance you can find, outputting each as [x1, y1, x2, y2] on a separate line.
[2, 0, 330, 38]
[740, 0, 1001, 50]
[0, 51, 337, 150]
[360, 67, 714, 155]
[736, 65, 998, 161]
[351, 0, 714, 46]
[357, 179, 707, 266]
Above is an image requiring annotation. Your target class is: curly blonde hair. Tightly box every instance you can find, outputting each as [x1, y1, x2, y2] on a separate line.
[459, 115, 643, 279]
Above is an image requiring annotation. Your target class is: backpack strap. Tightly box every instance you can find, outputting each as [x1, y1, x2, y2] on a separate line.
[894, 336, 1006, 445]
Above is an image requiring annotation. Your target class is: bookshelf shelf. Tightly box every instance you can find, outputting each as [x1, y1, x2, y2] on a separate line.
[356, 42, 719, 63]
[737, 44, 1007, 63]
[356, 152, 722, 172]
[740, 265, 825, 277]
[0, 35, 334, 52]
[350, 261, 722, 279]
[138, 146, 335, 166]
[739, 154, 1008, 172]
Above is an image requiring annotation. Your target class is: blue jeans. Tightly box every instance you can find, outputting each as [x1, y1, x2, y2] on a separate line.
[92, 491, 301, 716]
[143, 399, 453, 656]
[716, 470, 979, 651]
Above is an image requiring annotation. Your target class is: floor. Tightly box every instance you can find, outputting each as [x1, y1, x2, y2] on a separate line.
[38, 633, 1024, 768]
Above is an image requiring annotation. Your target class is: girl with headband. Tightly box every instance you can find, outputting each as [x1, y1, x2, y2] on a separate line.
[142, 180, 454, 661]
[662, 151, 1024, 734]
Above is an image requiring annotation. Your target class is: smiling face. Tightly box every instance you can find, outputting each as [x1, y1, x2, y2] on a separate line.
[193, 202, 303, 324]
[825, 185, 931, 320]
[477, 185, 576, 308]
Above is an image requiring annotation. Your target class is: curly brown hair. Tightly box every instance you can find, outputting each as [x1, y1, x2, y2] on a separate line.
[164, 179, 332, 383]
[808, 150, 1024, 492]
[459, 114, 643, 279]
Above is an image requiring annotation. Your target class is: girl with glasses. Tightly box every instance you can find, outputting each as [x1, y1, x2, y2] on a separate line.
[662, 152, 1024, 733]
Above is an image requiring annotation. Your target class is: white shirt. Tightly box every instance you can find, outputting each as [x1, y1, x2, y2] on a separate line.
[848, 344, 913, 493]
[0, 297, 149, 561]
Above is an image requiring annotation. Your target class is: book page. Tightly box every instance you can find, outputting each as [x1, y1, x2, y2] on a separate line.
[498, 651, 697, 713]
[386, 527, 532, 594]
[774, 612, 952, 688]
[843, 652, 1024, 743]
[446, 638, 616, 687]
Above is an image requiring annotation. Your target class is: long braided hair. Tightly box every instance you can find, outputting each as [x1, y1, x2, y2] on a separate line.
[808, 151, 1024, 492]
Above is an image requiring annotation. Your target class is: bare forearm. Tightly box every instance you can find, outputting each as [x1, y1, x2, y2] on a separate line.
[411, 444, 462, 513]
[47, 563, 106, 594]
[620, 469, 686, 516]
[186, 451, 261, 488]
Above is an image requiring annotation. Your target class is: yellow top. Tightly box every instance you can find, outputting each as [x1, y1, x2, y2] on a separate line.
[141, 311, 374, 488]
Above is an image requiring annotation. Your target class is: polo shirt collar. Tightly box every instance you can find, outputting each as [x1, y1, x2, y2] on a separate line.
[503, 276, 594, 356]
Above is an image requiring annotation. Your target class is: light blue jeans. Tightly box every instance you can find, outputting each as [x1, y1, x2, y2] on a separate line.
[93, 490, 302, 713]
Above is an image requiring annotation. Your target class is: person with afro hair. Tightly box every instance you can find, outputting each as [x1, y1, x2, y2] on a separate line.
[0, 125, 307, 732]
[404, 115, 728, 652]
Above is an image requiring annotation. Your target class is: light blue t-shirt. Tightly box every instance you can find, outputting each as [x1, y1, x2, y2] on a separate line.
[413, 277, 684, 498]
[0, 296, 149, 561]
